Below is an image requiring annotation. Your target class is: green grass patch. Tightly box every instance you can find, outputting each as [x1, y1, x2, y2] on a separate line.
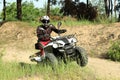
[106, 40, 120, 61]
[28, 19, 116, 28]
[0, 59, 100, 80]
[11, 16, 117, 28]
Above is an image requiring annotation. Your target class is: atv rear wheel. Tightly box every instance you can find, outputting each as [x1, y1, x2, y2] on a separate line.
[75, 47, 88, 67]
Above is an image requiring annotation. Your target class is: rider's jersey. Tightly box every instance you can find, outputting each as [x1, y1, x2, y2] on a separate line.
[36, 24, 61, 41]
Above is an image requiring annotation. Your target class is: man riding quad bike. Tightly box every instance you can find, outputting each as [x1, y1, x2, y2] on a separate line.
[29, 16, 88, 67]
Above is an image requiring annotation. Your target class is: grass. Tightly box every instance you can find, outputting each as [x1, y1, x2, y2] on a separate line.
[106, 40, 120, 61]
[62, 20, 93, 27]
[35, 20, 115, 28]
[16, 16, 117, 28]
[0, 56, 100, 80]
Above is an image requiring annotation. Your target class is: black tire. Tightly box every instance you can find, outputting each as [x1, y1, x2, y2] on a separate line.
[45, 53, 58, 66]
[75, 46, 88, 67]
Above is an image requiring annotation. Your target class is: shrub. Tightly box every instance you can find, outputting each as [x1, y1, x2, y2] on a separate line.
[107, 40, 120, 61]
[60, 2, 98, 20]
[22, 1, 42, 21]
[3, 1, 42, 21]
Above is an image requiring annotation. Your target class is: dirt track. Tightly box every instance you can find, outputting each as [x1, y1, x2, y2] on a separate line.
[88, 57, 120, 79]
[0, 22, 120, 79]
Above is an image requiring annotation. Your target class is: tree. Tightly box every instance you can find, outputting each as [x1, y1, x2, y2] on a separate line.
[90, 0, 105, 14]
[115, 0, 120, 21]
[46, 0, 57, 16]
[16, 0, 22, 20]
[22, 1, 41, 21]
[110, 0, 113, 18]
[104, 0, 109, 17]
[31, 0, 57, 16]
[47, 0, 50, 16]
[104, 0, 113, 18]
[60, 0, 76, 16]
[60, 0, 97, 20]
[3, 0, 6, 21]
[114, 0, 117, 18]
[5, 1, 41, 21]
[87, 0, 89, 8]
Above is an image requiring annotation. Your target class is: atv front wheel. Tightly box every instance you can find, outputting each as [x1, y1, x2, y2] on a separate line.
[45, 53, 58, 66]
[75, 47, 88, 67]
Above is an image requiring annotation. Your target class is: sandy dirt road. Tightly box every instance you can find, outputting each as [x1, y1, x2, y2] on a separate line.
[88, 57, 120, 80]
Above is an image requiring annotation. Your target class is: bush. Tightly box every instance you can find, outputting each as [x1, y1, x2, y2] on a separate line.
[22, 1, 42, 21]
[60, 2, 98, 20]
[107, 40, 120, 61]
[4, 1, 42, 21]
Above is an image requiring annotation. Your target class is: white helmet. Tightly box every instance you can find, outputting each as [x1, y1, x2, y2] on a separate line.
[40, 15, 50, 24]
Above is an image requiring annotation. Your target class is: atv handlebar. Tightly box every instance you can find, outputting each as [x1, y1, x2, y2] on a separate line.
[50, 34, 76, 41]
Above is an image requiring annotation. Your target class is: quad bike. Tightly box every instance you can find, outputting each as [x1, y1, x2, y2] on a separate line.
[29, 22, 88, 67]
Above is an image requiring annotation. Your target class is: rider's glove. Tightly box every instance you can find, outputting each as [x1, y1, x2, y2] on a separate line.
[60, 29, 67, 33]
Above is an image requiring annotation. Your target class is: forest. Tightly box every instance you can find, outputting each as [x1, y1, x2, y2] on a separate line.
[0, 0, 120, 22]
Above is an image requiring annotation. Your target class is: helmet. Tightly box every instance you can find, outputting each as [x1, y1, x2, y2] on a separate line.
[40, 15, 50, 24]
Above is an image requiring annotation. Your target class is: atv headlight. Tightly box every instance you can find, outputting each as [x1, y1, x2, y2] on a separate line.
[53, 44, 58, 48]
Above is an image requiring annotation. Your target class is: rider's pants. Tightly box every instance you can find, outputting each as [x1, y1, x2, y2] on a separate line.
[39, 40, 50, 56]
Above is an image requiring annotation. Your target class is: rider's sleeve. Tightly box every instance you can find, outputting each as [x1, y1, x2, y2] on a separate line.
[36, 25, 45, 38]
[50, 24, 66, 33]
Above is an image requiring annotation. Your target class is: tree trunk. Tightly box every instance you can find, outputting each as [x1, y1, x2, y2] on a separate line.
[104, 0, 110, 17]
[114, 0, 117, 18]
[118, 12, 120, 22]
[87, 0, 89, 8]
[17, 0, 22, 20]
[47, 0, 50, 16]
[110, 0, 113, 18]
[3, 0, 6, 21]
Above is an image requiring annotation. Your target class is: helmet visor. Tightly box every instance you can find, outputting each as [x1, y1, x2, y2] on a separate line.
[42, 20, 50, 23]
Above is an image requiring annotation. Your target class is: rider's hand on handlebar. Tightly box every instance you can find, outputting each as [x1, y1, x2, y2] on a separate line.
[61, 29, 67, 33]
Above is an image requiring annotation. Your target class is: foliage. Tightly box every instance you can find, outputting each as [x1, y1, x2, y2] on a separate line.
[5, 2, 17, 21]
[77, 2, 98, 20]
[50, 7, 63, 16]
[107, 40, 120, 62]
[4, 1, 42, 21]
[95, 15, 116, 24]
[2, 1, 63, 22]
[22, 1, 41, 21]
[49, 7, 63, 21]
[60, 2, 98, 20]
[115, 2, 120, 13]
[90, 0, 105, 14]
[0, 0, 117, 22]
